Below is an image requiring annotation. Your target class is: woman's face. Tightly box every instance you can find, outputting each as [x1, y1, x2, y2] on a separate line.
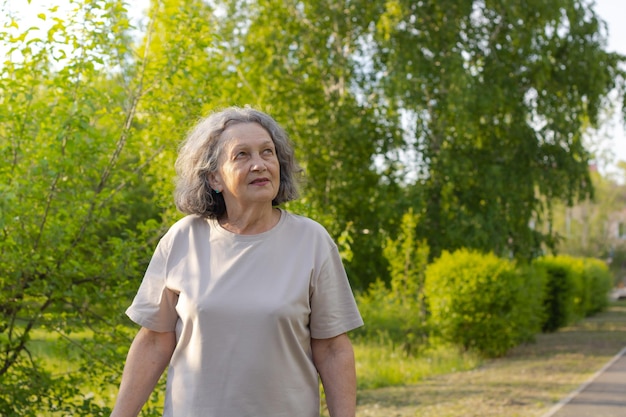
[210, 122, 280, 211]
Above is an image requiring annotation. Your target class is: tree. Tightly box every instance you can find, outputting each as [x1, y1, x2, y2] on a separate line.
[371, 0, 626, 260]
[0, 1, 182, 414]
[207, 0, 406, 288]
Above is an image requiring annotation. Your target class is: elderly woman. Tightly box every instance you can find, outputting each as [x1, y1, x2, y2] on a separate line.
[110, 107, 363, 417]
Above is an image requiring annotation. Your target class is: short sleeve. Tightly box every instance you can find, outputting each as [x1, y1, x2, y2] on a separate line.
[309, 244, 364, 339]
[126, 237, 179, 332]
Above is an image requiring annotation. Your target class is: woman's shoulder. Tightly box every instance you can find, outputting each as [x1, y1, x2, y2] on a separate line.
[163, 214, 209, 238]
[282, 211, 333, 239]
[171, 213, 207, 229]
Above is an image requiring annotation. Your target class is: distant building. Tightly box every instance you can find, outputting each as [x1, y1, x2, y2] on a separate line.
[608, 208, 626, 240]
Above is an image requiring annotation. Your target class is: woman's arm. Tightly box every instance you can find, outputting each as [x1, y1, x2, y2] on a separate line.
[311, 333, 357, 417]
[110, 327, 176, 417]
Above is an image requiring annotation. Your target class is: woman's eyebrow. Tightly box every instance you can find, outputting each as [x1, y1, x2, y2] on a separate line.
[232, 139, 274, 148]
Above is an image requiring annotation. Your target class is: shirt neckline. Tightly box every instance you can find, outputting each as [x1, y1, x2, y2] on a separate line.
[208, 208, 286, 241]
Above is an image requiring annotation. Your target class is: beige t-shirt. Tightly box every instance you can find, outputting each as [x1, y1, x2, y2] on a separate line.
[126, 210, 364, 417]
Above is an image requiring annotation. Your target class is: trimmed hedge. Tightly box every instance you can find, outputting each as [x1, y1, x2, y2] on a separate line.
[354, 248, 613, 359]
[532, 255, 612, 332]
[532, 256, 577, 332]
[582, 258, 613, 315]
[424, 249, 544, 358]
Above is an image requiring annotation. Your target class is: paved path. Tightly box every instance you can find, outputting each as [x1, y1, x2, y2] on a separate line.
[541, 346, 626, 417]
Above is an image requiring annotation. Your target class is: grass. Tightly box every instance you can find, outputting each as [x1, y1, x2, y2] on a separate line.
[355, 300, 626, 417]
[354, 342, 482, 389]
[27, 328, 89, 375]
[25, 327, 125, 415]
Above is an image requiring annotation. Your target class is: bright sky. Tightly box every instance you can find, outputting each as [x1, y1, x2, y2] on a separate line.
[589, 0, 626, 178]
[3, 0, 626, 175]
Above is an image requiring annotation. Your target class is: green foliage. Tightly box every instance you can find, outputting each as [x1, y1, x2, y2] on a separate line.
[355, 210, 429, 354]
[533, 255, 580, 332]
[353, 341, 481, 390]
[513, 262, 549, 342]
[533, 255, 612, 333]
[0, 0, 624, 411]
[582, 258, 613, 316]
[374, 0, 626, 260]
[0, 1, 164, 414]
[209, 0, 406, 289]
[424, 249, 544, 358]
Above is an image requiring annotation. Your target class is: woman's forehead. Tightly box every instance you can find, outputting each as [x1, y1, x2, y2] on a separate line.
[221, 122, 273, 146]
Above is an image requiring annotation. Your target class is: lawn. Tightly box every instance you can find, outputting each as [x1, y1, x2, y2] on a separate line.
[354, 300, 626, 417]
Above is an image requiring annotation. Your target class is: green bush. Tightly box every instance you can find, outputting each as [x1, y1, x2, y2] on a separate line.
[513, 262, 548, 342]
[533, 255, 580, 332]
[533, 255, 612, 332]
[569, 257, 588, 321]
[424, 249, 543, 358]
[354, 209, 429, 355]
[355, 278, 428, 355]
[582, 258, 613, 316]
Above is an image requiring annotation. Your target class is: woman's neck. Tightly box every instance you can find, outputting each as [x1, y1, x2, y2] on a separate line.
[218, 206, 280, 235]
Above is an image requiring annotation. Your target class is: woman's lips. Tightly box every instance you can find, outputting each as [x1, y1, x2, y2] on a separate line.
[250, 178, 269, 185]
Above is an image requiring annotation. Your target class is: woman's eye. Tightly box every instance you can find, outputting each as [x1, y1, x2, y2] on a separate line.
[263, 148, 274, 155]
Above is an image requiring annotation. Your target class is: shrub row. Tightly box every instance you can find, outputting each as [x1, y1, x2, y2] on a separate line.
[355, 249, 614, 358]
[533, 256, 613, 332]
[424, 250, 544, 357]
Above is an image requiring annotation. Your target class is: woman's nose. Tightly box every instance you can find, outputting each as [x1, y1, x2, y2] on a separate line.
[250, 154, 267, 171]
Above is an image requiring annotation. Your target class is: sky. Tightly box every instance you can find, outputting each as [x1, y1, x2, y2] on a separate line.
[4, 0, 626, 175]
[588, 0, 626, 178]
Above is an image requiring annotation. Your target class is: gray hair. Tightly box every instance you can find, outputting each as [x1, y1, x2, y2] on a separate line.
[174, 107, 302, 218]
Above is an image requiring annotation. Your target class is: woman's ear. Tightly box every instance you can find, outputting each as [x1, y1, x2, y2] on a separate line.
[208, 172, 222, 193]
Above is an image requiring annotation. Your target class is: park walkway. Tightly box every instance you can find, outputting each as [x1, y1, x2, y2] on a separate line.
[541, 346, 626, 417]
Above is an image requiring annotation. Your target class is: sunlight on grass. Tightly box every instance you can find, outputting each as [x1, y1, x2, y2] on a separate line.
[29, 329, 485, 415]
[354, 342, 482, 389]
[26, 328, 122, 415]
[32, 328, 483, 393]
[27, 328, 92, 375]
